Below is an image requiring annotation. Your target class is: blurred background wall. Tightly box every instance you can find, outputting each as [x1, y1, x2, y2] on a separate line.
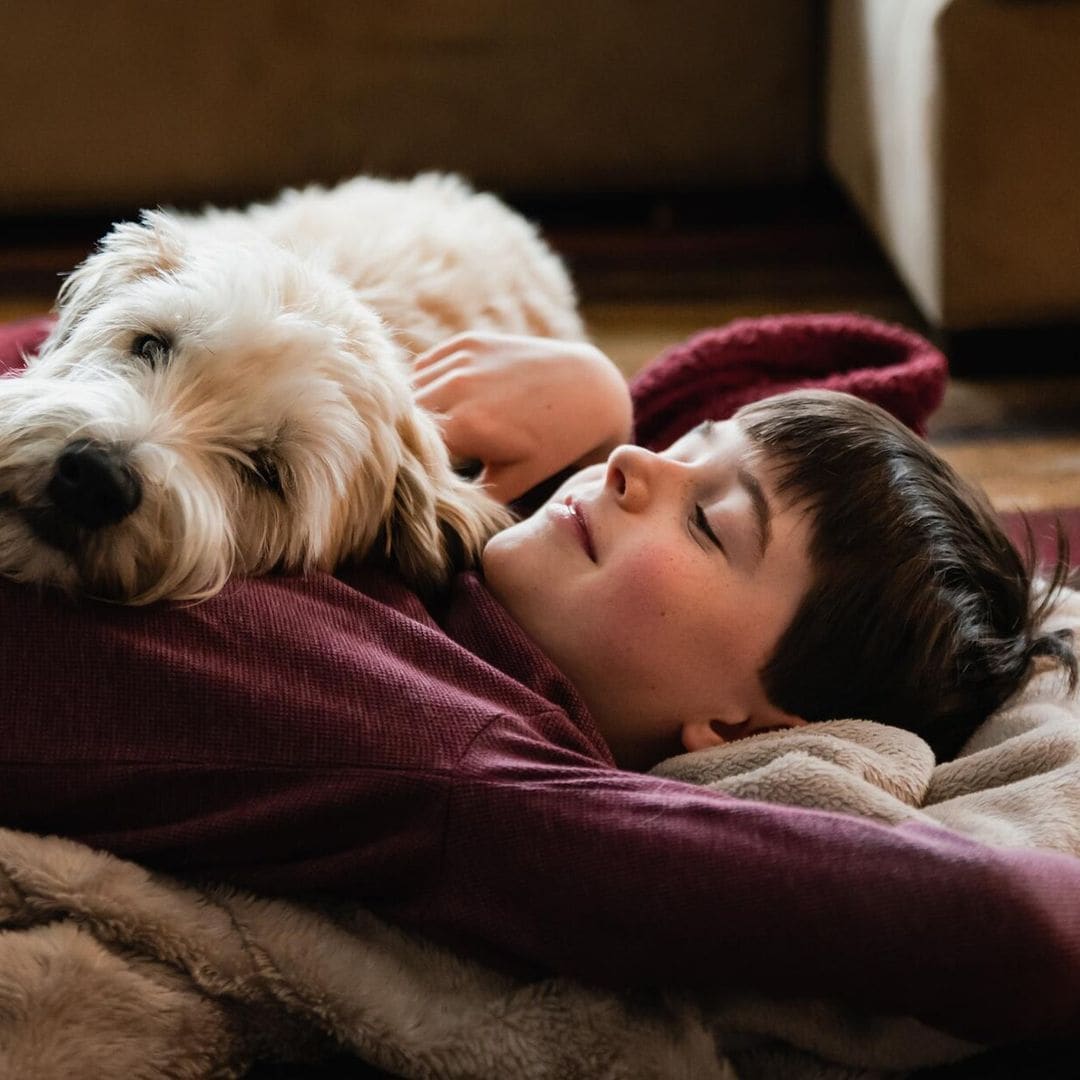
[3, 0, 1080, 344]
[0, 0, 817, 210]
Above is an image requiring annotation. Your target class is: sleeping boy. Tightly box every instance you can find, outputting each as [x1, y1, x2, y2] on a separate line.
[0, 328, 1077, 1043]
[418, 331, 1077, 765]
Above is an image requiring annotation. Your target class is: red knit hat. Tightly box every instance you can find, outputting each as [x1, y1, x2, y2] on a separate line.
[630, 312, 948, 451]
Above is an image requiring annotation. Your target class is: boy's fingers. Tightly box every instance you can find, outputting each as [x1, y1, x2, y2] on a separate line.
[414, 384, 465, 422]
[411, 330, 499, 371]
[410, 343, 474, 377]
[410, 344, 451, 372]
[412, 365, 484, 408]
[414, 330, 496, 365]
[410, 351, 473, 389]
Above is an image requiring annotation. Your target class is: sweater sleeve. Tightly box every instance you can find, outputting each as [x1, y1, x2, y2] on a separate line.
[429, 714, 1080, 1045]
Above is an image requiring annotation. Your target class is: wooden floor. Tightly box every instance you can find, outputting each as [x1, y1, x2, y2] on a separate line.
[2, 198, 1078, 514]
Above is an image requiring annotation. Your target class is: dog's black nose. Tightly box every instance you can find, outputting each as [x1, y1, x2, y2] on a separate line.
[47, 440, 142, 529]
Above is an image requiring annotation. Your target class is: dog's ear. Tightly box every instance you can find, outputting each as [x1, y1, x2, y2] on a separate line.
[386, 408, 513, 591]
[42, 210, 187, 356]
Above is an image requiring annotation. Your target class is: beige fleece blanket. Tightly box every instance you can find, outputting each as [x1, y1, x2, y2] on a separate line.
[2, 590, 1079, 1080]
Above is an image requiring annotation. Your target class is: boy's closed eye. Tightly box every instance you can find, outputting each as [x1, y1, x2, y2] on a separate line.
[692, 504, 725, 553]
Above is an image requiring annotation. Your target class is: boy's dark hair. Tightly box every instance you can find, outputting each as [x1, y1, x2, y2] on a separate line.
[738, 390, 1077, 761]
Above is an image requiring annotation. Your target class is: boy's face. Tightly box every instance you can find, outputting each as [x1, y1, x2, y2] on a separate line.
[482, 419, 813, 770]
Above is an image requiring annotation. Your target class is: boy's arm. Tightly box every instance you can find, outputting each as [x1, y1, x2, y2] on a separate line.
[411, 332, 632, 503]
[426, 717, 1080, 1046]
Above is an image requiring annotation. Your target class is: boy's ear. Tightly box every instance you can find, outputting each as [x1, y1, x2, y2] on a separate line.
[680, 709, 807, 752]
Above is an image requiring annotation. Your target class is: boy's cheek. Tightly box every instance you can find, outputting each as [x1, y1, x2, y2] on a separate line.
[600, 548, 694, 624]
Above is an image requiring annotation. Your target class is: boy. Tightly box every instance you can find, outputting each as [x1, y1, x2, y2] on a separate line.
[418, 332, 1077, 763]
[0, 330, 1077, 1044]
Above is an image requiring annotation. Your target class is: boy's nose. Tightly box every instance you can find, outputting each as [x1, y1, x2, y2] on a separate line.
[605, 444, 669, 512]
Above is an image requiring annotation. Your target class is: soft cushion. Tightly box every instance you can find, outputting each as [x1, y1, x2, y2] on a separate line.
[629, 311, 947, 450]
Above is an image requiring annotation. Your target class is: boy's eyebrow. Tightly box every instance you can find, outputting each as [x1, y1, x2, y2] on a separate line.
[737, 464, 773, 562]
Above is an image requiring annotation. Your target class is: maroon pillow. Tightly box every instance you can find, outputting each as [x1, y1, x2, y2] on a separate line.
[629, 311, 948, 450]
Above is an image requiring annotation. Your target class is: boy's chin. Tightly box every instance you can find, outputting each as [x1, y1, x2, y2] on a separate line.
[479, 527, 513, 585]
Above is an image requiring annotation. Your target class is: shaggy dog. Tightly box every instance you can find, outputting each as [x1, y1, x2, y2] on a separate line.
[0, 174, 584, 603]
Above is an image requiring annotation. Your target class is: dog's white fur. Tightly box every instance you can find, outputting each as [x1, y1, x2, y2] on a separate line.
[0, 173, 584, 603]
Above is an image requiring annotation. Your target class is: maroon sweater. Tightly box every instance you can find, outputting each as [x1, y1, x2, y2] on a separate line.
[2, 565, 1080, 1044]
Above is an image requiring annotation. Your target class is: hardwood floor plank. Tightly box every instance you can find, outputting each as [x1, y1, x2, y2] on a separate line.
[0, 297, 51, 322]
[931, 377, 1080, 441]
[933, 437, 1080, 513]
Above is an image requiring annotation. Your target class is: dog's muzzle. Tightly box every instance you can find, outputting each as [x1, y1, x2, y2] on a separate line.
[46, 439, 142, 530]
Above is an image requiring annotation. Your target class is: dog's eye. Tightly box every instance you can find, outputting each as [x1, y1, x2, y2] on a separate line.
[131, 332, 172, 369]
[247, 450, 284, 498]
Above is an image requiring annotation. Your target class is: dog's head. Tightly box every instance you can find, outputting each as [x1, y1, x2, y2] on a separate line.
[0, 213, 510, 602]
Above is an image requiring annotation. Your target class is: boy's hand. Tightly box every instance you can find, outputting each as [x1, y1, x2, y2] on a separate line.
[411, 332, 632, 504]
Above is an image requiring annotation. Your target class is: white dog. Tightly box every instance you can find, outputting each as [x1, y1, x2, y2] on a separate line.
[0, 174, 584, 603]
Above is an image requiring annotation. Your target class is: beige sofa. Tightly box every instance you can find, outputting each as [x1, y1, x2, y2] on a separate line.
[0, 1, 816, 210]
[826, 0, 1080, 331]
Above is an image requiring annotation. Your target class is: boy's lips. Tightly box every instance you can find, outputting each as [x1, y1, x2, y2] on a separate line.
[563, 495, 596, 561]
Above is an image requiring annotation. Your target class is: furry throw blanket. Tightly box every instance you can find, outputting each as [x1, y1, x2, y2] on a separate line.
[2, 588, 1078, 1080]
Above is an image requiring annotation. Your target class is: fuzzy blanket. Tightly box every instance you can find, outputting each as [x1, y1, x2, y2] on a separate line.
[2, 589, 1078, 1079]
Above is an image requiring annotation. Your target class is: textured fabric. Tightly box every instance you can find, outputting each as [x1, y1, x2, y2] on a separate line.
[0, 823, 966, 1080]
[629, 312, 947, 451]
[0, 567, 608, 898]
[3, 587, 1080, 1077]
[2, 567, 1080, 1045]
